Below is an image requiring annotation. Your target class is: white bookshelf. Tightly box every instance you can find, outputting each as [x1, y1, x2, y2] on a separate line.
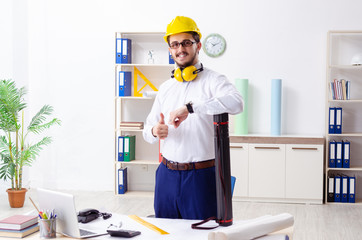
[114, 32, 173, 194]
[325, 31, 362, 204]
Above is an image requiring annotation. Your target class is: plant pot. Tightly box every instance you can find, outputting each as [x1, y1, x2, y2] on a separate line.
[6, 188, 27, 208]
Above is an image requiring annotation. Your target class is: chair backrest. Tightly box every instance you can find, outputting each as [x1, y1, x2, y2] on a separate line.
[231, 176, 236, 196]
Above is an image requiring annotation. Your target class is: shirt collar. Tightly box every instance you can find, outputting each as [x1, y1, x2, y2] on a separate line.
[175, 61, 202, 70]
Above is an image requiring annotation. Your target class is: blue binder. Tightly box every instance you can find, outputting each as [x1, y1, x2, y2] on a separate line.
[118, 167, 128, 194]
[327, 176, 334, 202]
[335, 141, 343, 168]
[334, 175, 341, 202]
[116, 38, 132, 63]
[329, 140, 336, 168]
[346, 80, 351, 100]
[169, 52, 175, 64]
[349, 176, 356, 203]
[342, 140, 350, 168]
[335, 107, 342, 134]
[341, 175, 349, 202]
[118, 71, 132, 96]
[328, 107, 336, 134]
[118, 136, 124, 161]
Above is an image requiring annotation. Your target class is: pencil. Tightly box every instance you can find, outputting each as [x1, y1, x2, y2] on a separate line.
[29, 196, 40, 214]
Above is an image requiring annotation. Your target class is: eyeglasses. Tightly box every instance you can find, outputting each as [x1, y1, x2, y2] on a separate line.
[169, 40, 196, 49]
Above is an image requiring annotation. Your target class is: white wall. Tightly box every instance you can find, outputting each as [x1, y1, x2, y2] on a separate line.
[0, 0, 13, 79]
[0, 0, 13, 194]
[2, 0, 362, 192]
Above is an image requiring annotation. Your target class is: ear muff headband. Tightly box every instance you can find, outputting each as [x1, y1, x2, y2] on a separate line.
[171, 64, 204, 82]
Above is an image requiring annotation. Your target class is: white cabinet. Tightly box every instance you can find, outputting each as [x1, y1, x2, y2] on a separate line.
[230, 136, 324, 204]
[249, 144, 285, 198]
[230, 143, 249, 197]
[286, 144, 323, 201]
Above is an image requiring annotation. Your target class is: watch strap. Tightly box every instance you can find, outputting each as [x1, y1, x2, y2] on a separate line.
[186, 102, 194, 114]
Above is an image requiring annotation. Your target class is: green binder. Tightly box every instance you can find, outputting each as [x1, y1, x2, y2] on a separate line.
[124, 135, 135, 161]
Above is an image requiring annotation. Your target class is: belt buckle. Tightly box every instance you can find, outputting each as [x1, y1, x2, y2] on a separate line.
[166, 160, 172, 170]
[168, 160, 177, 170]
[182, 163, 191, 170]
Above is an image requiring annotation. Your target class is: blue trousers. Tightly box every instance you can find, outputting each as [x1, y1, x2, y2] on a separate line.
[154, 162, 217, 220]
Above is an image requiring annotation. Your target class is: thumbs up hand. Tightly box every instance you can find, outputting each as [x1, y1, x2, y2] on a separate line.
[159, 112, 165, 124]
[152, 113, 168, 139]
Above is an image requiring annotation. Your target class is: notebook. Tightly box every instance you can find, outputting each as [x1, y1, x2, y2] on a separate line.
[37, 188, 108, 239]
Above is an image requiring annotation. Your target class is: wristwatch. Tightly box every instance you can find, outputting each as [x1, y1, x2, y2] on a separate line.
[186, 101, 194, 114]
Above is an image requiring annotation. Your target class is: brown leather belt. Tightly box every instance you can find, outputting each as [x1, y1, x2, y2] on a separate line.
[162, 157, 215, 171]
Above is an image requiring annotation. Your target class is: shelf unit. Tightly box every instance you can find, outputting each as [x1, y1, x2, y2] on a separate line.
[114, 32, 174, 194]
[325, 31, 362, 204]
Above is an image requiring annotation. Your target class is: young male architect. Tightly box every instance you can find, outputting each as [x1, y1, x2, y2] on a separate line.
[143, 16, 243, 220]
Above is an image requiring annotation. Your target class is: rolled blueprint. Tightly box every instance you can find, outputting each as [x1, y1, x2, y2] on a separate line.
[271, 79, 282, 136]
[143, 91, 158, 98]
[208, 213, 294, 240]
[234, 79, 248, 135]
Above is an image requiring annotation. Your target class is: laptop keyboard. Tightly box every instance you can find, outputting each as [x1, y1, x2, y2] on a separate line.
[80, 228, 96, 236]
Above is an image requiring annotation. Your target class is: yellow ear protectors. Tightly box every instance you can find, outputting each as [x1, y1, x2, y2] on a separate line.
[171, 64, 204, 82]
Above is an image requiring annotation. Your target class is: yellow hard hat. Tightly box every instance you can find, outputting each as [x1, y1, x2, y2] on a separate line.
[164, 16, 202, 43]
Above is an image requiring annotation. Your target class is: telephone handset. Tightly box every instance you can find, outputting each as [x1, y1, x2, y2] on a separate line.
[77, 208, 112, 223]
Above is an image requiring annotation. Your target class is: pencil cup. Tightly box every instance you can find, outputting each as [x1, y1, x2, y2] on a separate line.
[39, 218, 56, 238]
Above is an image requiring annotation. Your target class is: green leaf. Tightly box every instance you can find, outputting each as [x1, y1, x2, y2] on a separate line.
[21, 136, 53, 166]
[28, 105, 61, 134]
[0, 80, 26, 132]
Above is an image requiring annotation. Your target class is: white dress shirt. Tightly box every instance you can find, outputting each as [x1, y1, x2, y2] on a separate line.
[143, 62, 243, 163]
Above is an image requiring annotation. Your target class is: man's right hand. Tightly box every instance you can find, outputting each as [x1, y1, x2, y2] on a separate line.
[152, 113, 168, 139]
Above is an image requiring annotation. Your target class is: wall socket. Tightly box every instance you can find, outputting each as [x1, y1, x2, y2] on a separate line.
[140, 164, 148, 171]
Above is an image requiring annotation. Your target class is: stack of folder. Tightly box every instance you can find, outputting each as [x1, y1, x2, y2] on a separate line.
[117, 167, 128, 194]
[330, 79, 351, 100]
[117, 135, 136, 162]
[329, 140, 350, 168]
[116, 38, 132, 64]
[120, 122, 144, 130]
[328, 107, 342, 134]
[328, 174, 355, 203]
[118, 71, 132, 97]
[169, 52, 175, 64]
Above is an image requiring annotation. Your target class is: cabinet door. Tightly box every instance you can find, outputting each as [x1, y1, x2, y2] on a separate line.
[249, 144, 285, 198]
[286, 144, 323, 201]
[230, 143, 249, 197]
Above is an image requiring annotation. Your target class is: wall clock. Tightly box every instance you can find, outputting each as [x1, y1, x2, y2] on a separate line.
[202, 33, 226, 57]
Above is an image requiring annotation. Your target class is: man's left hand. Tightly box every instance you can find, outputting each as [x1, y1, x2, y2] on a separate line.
[168, 106, 189, 128]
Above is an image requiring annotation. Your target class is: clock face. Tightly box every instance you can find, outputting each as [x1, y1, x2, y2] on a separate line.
[202, 33, 226, 57]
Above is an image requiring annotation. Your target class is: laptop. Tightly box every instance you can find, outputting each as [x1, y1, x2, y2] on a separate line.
[37, 188, 108, 239]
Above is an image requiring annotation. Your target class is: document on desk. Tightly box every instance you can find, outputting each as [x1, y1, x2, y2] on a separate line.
[208, 213, 294, 240]
[70, 213, 292, 240]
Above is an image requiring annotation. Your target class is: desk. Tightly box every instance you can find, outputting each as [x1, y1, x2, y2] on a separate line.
[26, 214, 293, 240]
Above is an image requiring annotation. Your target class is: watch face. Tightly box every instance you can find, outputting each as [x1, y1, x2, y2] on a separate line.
[202, 33, 226, 57]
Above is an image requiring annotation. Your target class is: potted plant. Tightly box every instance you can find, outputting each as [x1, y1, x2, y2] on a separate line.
[0, 79, 60, 208]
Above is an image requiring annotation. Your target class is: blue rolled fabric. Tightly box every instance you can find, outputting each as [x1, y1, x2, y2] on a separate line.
[271, 79, 282, 136]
